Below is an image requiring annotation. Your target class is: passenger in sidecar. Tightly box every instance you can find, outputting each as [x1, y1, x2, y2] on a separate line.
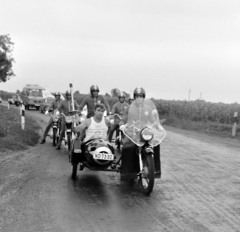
[71, 103, 112, 170]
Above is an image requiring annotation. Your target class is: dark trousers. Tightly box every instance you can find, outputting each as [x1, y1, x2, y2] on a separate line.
[42, 117, 53, 140]
[121, 137, 161, 178]
[108, 123, 119, 142]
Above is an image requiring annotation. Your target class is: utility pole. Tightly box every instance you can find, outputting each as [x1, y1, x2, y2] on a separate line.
[200, 92, 202, 100]
[188, 88, 191, 101]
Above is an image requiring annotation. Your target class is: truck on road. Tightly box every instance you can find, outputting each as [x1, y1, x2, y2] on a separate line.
[21, 84, 45, 110]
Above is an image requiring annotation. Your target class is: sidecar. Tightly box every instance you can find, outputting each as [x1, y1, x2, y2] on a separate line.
[70, 137, 121, 179]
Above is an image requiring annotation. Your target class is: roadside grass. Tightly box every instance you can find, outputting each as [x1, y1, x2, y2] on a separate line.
[164, 114, 240, 139]
[0, 105, 40, 152]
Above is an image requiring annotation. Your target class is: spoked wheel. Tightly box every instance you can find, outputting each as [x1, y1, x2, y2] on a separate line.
[139, 154, 155, 195]
[71, 163, 78, 179]
[52, 128, 57, 146]
[67, 133, 72, 152]
[57, 122, 61, 144]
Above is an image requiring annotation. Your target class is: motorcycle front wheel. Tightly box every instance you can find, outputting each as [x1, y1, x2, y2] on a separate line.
[139, 154, 155, 195]
[52, 128, 57, 146]
[71, 163, 78, 179]
[67, 133, 72, 152]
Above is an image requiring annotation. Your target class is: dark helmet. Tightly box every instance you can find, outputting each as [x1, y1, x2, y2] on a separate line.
[90, 85, 99, 94]
[118, 92, 125, 99]
[128, 97, 134, 104]
[133, 87, 146, 98]
[65, 90, 71, 96]
[55, 91, 61, 97]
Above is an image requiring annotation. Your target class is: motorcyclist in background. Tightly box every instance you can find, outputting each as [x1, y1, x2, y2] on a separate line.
[78, 85, 110, 118]
[128, 97, 134, 105]
[119, 87, 163, 181]
[40, 92, 62, 144]
[55, 90, 79, 150]
[108, 92, 129, 146]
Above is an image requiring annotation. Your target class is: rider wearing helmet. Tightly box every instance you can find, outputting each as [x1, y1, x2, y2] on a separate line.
[40, 91, 63, 144]
[108, 92, 129, 146]
[78, 85, 110, 118]
[128, 97, 134, 105]
[55, 90, 80, 150]
[119, 87, 162, 180]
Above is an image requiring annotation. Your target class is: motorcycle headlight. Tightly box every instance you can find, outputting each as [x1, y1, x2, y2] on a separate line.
[141, 128, 154, 141]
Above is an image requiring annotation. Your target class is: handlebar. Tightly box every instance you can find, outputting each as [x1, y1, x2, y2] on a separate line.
[109, 113, 123, 119]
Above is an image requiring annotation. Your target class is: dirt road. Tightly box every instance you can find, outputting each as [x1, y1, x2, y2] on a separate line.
[0, 109, 240, 232]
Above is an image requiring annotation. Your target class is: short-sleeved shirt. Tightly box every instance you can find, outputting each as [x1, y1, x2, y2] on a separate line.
[79, 95, 110, 118]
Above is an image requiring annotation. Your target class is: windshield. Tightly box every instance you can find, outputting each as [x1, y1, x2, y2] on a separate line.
[24, 88, 42, 97]
[122, 99, 166, 147]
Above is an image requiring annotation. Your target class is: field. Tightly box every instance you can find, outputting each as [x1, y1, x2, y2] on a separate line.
[0, 105, 40, 152]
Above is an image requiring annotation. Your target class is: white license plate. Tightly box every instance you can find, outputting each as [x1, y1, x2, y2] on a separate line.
[93, 153, 114, 160]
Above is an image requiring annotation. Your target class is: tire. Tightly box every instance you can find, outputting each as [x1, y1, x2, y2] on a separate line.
[36, 106, 40, 110]
[56, 122, 61, 144]
[52, 128, 57, 146]
[71, 163, 78, 179]
[56, 129, 59, 144]
[67, 133, 72, 152]
[139, 153, 155, 195]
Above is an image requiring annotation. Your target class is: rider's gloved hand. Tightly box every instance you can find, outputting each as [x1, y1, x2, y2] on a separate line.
[45, 110, 49, 115]
[110, 119, 114, 124]
[119, 125, 125, 131]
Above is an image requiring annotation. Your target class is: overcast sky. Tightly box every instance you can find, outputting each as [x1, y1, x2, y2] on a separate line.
[1, 0, 240, 103]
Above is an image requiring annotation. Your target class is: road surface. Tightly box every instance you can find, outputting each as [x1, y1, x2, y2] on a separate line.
[0, 104, 240, 232]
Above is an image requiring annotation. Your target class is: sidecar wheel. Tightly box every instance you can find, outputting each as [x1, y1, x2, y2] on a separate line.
[139, 154, 155, 195]
[52, 128, 57, 146]
[71, 163, 78, 179]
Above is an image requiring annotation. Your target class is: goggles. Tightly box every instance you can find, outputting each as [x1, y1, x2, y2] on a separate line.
[135, 94, 144, 98]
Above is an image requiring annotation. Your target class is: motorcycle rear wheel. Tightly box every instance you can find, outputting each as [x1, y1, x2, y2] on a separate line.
[52, 128, 57, 146]
[71, 163, 78, 179]
[139, 154, 155, 195]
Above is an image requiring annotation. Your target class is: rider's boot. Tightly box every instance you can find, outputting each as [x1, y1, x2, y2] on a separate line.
[40, 138, 46, 144]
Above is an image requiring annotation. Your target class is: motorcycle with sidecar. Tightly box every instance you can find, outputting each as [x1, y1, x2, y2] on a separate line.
[69, 99, 166, 195]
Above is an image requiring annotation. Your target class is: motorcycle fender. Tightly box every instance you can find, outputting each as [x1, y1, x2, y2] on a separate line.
[66, 129, 71, 133]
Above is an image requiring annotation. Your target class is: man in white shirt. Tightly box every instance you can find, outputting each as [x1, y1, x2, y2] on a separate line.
[73, 103, 111, 142]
